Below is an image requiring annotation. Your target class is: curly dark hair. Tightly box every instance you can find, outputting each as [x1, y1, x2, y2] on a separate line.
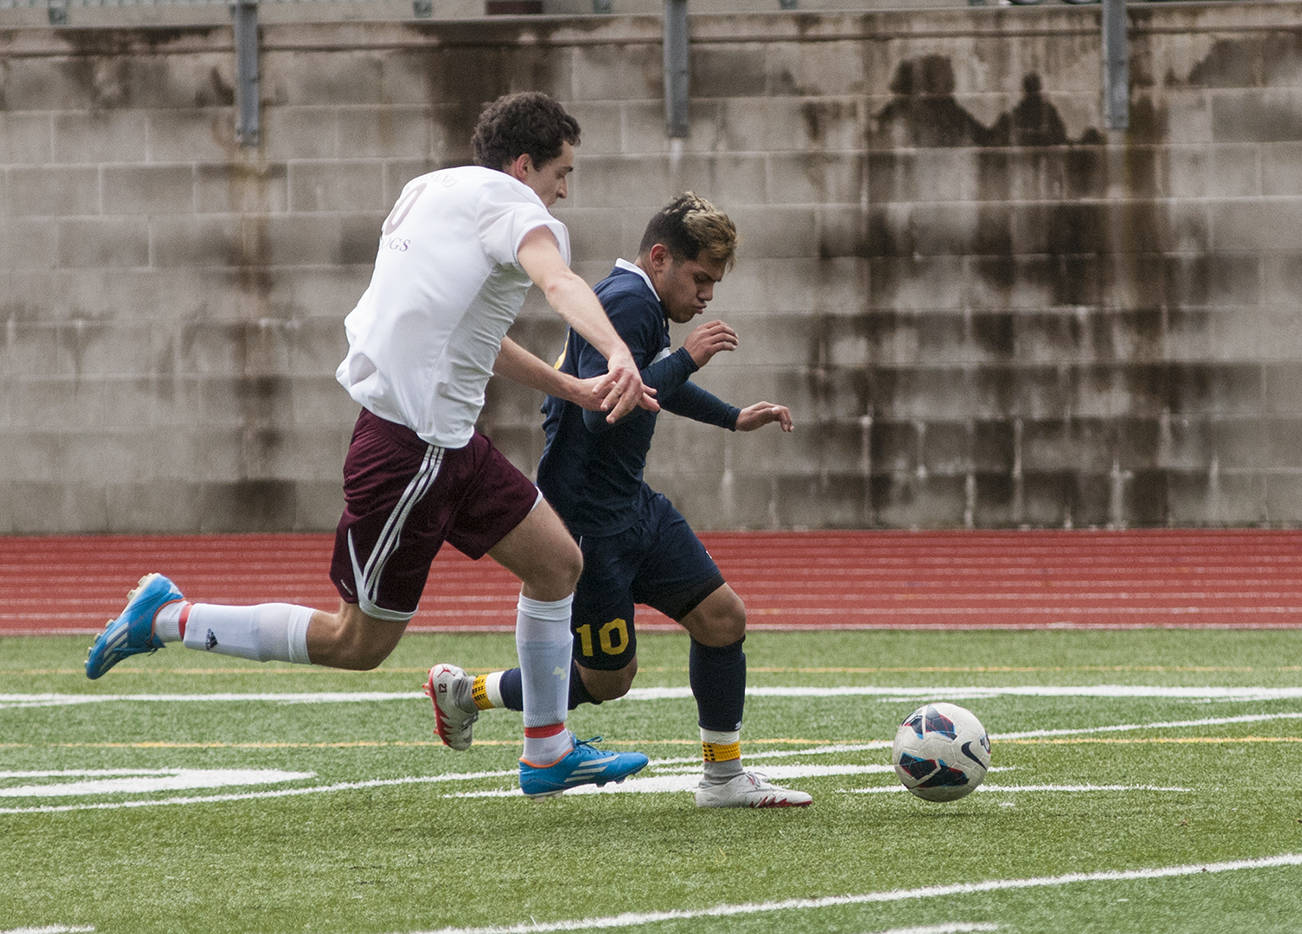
[471, 91, 581, 171]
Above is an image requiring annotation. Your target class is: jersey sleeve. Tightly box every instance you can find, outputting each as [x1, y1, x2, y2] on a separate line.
[475, 179, 571, 268]
[575, 286, 671, 433]
[661, 380, 741, 430]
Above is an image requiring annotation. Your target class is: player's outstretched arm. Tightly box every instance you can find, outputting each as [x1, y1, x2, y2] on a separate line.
[494, 336, 593, 399]
[495, 336, 641, 414]
[735, 401, 794, 433]
[517, 227, 657, 421]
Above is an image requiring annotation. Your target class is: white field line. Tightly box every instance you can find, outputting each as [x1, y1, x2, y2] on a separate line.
[0, 761, 925, 812]
[642, 711, 1302, 767]
[0, 691, 407, 709]
[9, 683, 1302, 711]
[0, 772, 514, 815]
[859, 926, 998, 934]
[397, 853, 1302, 934]
[446, 773, 1175, 802]
[445, 763, 908, 799]
[846, 783, 1191, 795]
[13, 696, 1287, 765]
[0, 927, 95, 934]
[448, 767, 1042, 800]
[0, 703, 1294, 812]
[0, 768, 314, 798]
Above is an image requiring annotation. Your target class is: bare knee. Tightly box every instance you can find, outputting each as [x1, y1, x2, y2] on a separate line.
[331, 639, 391, 671]
[514, 537, 583, 604]
[683, 587, 747, 647]
[491, 502, 584, 601]
[553, 540, 584, 594]
[579, 657, 638, 702]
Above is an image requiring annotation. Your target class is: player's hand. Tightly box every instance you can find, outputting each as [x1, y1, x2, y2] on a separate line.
[571, 372, 658, 414]
[735, 401, 793, 433]
[682, 320, 739, 368]
[570, 373, 615, 412]
[601, 347, 658, 422]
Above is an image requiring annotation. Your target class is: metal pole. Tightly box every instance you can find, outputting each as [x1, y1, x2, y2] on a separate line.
[1102, 0, 1128, 131]
[233, 0, 261, 147]
[664, 0, 689, 138]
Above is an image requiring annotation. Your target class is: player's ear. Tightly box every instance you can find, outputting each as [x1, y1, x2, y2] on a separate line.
[648, 243, 671, 271]
[506, 152, 531, 183]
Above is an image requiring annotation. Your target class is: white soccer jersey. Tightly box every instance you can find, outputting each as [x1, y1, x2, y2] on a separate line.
[336, 166, 570, 448]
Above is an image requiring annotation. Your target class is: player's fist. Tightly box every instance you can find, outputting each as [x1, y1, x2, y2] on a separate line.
[682, 320, 739, 368]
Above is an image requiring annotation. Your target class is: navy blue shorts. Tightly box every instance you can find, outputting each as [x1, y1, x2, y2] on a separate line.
[330, 409, 540, 622]
[571, 490, 725, 671]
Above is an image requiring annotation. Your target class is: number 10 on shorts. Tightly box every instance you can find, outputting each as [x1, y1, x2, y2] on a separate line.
[575, 618, 630, 660]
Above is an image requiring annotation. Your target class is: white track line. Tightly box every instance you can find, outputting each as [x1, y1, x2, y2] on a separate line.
[9, 684, 1302, 711]
[397, 853, 1302, 934]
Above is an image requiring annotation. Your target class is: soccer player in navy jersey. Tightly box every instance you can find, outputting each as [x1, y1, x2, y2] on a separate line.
[430, 193, 812, 807]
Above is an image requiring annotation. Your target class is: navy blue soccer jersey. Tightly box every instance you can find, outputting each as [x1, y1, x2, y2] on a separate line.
[537, 264, 739, 537]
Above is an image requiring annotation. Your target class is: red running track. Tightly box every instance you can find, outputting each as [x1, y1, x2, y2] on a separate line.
[3, 530, 1302, 635]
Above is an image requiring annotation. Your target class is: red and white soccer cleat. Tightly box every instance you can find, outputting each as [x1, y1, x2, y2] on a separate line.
[424, 663, 478, 751]
[694, 771, 812, 808]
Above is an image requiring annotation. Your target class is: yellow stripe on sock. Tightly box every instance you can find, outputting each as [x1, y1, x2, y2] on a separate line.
[471, 675, 495, 710]
[702, 741, 741, 763]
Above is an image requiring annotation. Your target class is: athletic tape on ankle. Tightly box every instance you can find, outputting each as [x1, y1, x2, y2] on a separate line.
[471, 674, 495, 710]
[702, 741, 742, 762]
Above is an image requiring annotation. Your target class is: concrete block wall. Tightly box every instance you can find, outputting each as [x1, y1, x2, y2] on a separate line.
[2, 2, 1302, 532]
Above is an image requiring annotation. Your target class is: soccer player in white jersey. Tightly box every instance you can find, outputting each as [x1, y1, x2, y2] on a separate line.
[86, 91, 655, 797]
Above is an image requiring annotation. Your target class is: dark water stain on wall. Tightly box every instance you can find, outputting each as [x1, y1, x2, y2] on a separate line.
[829, 51, 1210, 525]
[868, 54, 992, 150]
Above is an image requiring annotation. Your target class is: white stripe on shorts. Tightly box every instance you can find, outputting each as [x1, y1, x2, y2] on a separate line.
[347, 443, 444, 622]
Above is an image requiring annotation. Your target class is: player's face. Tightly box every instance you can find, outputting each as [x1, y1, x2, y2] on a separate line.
[658, 252, 726, 324]
[522, 141, 575, 207]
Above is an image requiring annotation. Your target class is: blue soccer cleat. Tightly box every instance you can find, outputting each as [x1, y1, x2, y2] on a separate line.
[85, 573, 183, 680]
[519, 734, 649, 798]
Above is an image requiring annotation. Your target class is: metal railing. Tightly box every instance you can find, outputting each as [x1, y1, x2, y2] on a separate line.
[3, 0, 1133, 139]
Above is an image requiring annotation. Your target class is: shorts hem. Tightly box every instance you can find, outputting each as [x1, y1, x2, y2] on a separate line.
[663, 573, 727, 623]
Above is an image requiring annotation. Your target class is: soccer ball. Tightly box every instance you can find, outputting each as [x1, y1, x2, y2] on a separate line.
[891, 702, 991, 802]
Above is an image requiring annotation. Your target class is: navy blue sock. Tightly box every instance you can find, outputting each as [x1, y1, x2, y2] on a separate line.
[499, 667, 524, 711]
[689, 637, 746, 731]
[498, 661, 598, 712]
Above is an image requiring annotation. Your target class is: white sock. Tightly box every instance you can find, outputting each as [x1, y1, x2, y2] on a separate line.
[181, 603, 313, 664]
[153, 601, 187, 642]
[516, 592, 574, 763]
[477, 670, 506, 710]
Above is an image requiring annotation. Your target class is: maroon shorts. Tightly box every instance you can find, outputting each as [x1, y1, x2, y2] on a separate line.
[329, 409, 540, 621]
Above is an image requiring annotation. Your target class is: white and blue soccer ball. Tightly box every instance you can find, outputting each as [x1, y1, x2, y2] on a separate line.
[891, 702, 991, 802]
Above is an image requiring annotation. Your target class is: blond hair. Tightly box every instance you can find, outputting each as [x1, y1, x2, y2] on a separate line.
[638, 192, 738, 270]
